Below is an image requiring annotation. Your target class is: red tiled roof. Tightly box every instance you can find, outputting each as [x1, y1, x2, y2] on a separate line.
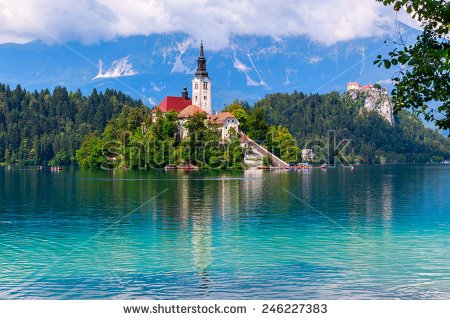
[210, 112, 237, 125]
[158, 96, 192, 113]
[178, 105, 206, 119]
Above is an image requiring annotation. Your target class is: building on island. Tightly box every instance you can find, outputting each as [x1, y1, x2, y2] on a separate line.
[301, 149, 314, 162]
[191, 42, 212, 115]
[154, 42, 238, 141]
[211, 112, 239, 141]
[177, 104, 206, 140]
[157, 86, 192, 112]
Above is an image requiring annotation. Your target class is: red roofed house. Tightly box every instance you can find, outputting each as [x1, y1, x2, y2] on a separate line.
[154, 86, 192, 113]
[360, 84, 374, 90]
[211, 112, 240, 140]
[177, 104, 207, 139]
[155, 42, 239, 141]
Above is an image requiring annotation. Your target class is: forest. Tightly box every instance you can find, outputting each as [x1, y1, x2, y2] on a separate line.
[0, 83, 143, 165]
[75, 107, 246, 169]
[0, 83, 449, 167]
[250, 91, 450, 164]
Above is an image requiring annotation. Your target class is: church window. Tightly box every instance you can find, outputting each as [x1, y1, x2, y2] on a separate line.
[195, 83, 198, 90]
[203, 82, 208, 90]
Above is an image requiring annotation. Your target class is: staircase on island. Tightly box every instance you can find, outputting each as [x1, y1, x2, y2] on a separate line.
[240, 133, 289, 169]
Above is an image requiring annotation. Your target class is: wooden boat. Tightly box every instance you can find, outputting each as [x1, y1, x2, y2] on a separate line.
[299, 162, 311, 169]
[164, 164, 177, 170]
[257, 165, 271, 170]
[177, 164, 199, 170]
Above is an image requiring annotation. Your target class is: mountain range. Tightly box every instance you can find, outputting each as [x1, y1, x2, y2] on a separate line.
[0, 28, 417, 111]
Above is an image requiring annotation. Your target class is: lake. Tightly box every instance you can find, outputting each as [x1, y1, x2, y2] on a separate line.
[1, 165, 449, 299]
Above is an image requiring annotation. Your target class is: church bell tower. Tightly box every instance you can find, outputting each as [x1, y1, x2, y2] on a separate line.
[192, 41, 211, 114]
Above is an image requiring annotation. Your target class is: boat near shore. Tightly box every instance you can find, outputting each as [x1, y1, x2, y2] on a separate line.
[177, 164, 199, 171]
[164, 164, 177, 171]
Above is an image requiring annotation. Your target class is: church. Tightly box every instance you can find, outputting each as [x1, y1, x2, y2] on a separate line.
[154, 42, 239, 141]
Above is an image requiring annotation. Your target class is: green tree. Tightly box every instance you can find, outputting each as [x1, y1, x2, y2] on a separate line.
[247, 107, 268, 141]
[375, 0, 450, 130]
[183, 112, 211, 166]
[265, 125, 300, 162]
[262, 155, 273, 166]
[0, 82, 140, 165]
[224, 100, 249, 132]
[75, 133, 105, 168]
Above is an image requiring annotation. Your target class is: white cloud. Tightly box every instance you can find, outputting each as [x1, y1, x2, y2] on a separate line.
[93, 56, 137, 79]
[308, 56, 322, 64]
[376, 78, 395, 85]
[284, 68, 297, 85]
[0, 0, 411, 49]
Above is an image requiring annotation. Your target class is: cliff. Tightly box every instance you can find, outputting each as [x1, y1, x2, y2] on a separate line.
[347, 85, 395, 125]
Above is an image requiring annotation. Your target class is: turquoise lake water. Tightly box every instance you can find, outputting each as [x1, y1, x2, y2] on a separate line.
[0, 165, 449, 299]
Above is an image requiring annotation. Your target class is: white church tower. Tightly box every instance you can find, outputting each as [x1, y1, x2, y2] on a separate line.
[192, 41, 212, 114]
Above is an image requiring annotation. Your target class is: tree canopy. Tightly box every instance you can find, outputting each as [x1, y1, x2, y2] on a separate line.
[375, 0, 450, 130]
[253, 91, 450, 164]
[0, 84, 142, 165]
[1, 82, 448, 168]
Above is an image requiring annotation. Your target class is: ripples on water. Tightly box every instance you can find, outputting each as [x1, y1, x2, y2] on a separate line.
[1, 165, 450, 299]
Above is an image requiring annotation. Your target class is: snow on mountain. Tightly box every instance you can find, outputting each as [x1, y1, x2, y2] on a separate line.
[0, 27, 419, 109]
[93, 56, 137, 79]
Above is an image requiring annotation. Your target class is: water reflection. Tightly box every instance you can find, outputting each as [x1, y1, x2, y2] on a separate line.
[1, 166, 450, 299]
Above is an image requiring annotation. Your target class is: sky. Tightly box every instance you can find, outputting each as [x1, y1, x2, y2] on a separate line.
[0, 0, 419, 49]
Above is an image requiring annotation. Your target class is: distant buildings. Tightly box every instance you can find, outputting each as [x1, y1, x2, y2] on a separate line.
[302, 149, 314, 161]
[154, 42, 238, 141]
[346, 82, 360, 91]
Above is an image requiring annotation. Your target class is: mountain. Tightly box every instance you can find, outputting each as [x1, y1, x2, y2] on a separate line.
[0, 28, 418, 110]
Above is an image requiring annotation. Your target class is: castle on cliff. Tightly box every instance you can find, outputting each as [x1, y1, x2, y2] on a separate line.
[346, 82, 394, 125]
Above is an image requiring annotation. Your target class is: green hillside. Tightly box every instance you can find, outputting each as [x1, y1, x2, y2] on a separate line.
[250, 91, 450, 164]
[0, 83, 144, 165]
